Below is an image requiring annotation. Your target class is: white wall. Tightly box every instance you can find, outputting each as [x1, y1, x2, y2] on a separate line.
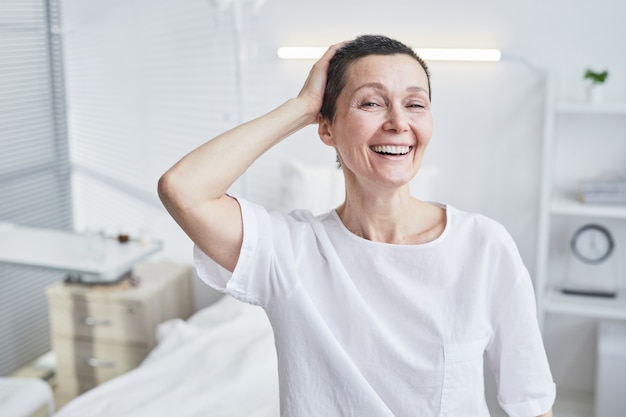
[61, 0, 626, 403]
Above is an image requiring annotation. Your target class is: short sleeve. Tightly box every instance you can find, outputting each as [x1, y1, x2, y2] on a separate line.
[485, 270, 556, 417]
[193, 197, 300, 308]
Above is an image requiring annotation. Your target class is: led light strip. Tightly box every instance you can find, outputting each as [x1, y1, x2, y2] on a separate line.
[277, 47, 501, 62]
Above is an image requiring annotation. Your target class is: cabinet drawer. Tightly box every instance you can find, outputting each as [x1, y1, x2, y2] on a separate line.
[54, 336, 149, 383]
[55, 376, 99, 400]
[50, 298, 147, 344]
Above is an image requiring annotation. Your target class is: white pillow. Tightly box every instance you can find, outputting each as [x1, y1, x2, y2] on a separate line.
[280, 160, 344, 215]
[279, 160, 440, 215]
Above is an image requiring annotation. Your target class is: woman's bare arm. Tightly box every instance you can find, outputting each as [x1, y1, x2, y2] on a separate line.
[158, 43, 342, 272]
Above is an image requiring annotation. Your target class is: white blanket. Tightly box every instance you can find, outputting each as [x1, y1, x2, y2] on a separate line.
[55, 296, 279, 417]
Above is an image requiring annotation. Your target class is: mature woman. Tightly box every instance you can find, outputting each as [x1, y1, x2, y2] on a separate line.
[159, 35, 555, 417]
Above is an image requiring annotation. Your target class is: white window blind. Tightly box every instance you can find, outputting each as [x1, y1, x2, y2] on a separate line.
[0, 0, 71, 376]
[64, 0, 241, 255]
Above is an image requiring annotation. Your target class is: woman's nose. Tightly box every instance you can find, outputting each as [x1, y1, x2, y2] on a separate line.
[382, 105, 409, 132]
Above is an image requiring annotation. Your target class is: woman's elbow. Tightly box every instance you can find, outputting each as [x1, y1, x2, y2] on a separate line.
[157, 170, 186, 213]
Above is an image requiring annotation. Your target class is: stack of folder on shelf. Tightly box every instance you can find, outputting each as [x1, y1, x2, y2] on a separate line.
[578, 179, 626, 204]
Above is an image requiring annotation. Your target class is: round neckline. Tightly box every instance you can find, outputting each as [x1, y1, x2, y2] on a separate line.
[328, 202, 450, 248]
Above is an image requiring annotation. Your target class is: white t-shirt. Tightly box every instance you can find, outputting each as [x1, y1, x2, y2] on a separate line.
[194, 198, 556, 417]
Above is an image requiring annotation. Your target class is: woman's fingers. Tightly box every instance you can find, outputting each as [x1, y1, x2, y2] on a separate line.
[297, 41, 348, 114]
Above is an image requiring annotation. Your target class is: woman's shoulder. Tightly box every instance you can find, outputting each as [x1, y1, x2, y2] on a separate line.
[446, 205, 526, 273]
[446, 204, 514, 244]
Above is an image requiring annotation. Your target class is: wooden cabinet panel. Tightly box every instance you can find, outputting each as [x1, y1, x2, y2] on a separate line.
[49, 298, 147, 344]
[54, 337, 148, 383]
[47, 261, 193, 403]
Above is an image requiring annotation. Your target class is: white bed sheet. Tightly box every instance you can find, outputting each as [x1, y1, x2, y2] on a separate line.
[55, 295, 279, 417]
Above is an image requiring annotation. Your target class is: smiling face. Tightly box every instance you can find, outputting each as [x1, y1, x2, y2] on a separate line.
[319, 53, 433, 192]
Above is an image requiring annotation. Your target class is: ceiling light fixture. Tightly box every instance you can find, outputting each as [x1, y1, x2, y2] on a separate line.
[277, 47, 501, 62]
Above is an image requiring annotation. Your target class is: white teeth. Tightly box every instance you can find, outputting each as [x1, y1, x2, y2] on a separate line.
[371, 145, 410, 155]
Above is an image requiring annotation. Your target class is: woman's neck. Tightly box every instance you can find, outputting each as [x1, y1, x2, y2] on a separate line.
[335, 186, 445, 245]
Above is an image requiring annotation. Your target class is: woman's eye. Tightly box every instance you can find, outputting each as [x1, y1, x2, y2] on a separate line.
[407, 103, 425, 109]
[362, 102, 380, 108]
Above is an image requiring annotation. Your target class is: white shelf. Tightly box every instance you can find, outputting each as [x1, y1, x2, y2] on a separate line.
[549, 193, 626, 219]
[543, 286, 626, 320]
[557, 101, 626, 115]
[537, 77, 626, 412]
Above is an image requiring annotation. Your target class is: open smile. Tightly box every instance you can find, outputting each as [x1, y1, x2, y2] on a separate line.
[370, 145, 412, 156]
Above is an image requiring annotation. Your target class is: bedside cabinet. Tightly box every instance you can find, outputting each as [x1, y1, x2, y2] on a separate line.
[46, 261, 194, 406]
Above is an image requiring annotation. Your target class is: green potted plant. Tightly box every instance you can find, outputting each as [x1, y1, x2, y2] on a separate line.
[584, 68, 609, 103]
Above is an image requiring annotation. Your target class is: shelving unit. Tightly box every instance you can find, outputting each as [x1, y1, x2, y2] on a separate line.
[543, 286, 626, 320]
[536, 74, 626, 416]
[549, 193, 626, 218]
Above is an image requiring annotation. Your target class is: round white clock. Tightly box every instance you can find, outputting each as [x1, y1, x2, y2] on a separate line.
[570, 224, 615, 264]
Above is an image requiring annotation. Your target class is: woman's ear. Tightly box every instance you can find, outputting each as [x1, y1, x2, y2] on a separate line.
[318, 114, 335, 146]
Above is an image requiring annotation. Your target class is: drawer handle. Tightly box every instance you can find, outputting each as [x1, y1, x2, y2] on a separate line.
[85, 357, 115, 368]
[82, 316, 112, 327]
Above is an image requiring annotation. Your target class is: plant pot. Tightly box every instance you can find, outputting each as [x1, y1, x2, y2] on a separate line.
[586, 84, 606, 104]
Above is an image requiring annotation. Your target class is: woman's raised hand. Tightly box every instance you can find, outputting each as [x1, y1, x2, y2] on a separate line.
[297, 42, 346, 124]
[159, 40, 348, 273]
